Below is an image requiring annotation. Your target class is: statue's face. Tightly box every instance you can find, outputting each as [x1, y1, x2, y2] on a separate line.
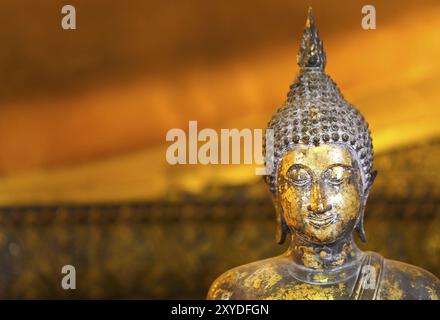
[277, 144, 362, 244]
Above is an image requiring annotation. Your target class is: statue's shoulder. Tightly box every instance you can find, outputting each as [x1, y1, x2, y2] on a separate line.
[378, 257, 440, 300]
[207, 256, 294, 300]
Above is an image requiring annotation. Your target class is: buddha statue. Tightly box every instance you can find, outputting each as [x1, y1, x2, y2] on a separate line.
[207, 8, 440, 300]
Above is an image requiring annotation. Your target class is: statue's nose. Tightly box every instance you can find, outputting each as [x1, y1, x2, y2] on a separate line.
[307, 203, 332, 214]
[307, 182, 332, 214]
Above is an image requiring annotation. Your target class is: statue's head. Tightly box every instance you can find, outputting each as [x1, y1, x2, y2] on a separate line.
[264, 8, 376, 245]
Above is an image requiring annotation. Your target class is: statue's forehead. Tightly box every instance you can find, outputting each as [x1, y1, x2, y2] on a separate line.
[279, 144, 353, 173]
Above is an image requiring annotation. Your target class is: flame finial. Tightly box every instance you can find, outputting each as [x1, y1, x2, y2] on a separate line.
[297, 7, 326, 70]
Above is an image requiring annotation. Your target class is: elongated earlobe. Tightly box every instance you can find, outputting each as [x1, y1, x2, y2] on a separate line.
[355, 211, 367, 243]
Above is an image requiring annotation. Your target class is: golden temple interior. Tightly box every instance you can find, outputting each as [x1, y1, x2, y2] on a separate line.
[0, 0, 438, 298]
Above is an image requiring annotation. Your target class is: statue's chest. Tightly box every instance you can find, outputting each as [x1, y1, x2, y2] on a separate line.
[254, 281, 354, 300]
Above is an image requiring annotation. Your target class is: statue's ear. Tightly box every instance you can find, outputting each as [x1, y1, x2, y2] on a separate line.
[355, 211, 367, 243]
[356, 169, 377, 243]
[273, 197, 289, 244]
[364, 169, 377, 195]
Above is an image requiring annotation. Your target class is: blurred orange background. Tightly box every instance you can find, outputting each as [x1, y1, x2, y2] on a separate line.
[0, 0, 439, 204]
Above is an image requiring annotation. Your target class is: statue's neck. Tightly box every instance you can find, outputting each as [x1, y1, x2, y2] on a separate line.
[287, 234, 363, 271]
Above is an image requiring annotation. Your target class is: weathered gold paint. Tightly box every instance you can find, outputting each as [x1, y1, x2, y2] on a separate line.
[243, 265, 282, 290]
[264, 283, 346, 300]
[277, 145, 361, 245]
[427, 287, 439, 300]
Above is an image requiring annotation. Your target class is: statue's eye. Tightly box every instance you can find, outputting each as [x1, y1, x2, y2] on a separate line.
[287, 167, 311, 186]
[325, 166, 351, 185]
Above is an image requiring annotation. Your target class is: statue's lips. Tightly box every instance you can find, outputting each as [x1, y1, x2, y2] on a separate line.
[305, 213, 337, 229]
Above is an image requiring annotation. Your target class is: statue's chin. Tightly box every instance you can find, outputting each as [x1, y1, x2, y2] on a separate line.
[293, 223, 355, 245]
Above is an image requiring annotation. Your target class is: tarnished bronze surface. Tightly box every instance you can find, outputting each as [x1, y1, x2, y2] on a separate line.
[207, 9, 440, 300]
